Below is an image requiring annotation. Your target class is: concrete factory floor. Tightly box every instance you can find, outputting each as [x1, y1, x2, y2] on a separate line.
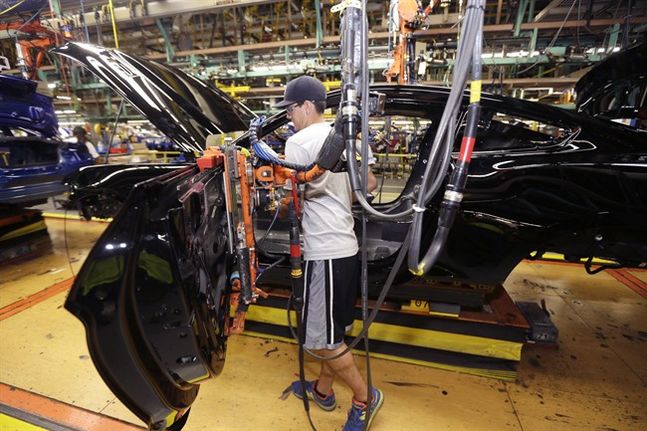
[0, 216, 645, 431]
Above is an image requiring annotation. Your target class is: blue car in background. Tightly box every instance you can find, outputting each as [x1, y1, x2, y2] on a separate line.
[0, 74, 94, 206]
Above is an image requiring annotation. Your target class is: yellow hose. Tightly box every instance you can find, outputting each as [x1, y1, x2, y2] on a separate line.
[108, 0, 119, 48]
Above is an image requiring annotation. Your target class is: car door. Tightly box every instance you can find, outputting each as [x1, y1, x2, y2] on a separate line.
[66, 163, 232, 430]
[53, 42, 254, 430]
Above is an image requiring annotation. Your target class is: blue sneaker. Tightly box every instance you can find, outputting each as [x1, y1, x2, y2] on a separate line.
[343, 387, 384, 431]
[291, 380, 337, 411]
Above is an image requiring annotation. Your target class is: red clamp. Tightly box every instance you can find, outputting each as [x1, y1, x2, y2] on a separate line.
[196, 147, 224, 171]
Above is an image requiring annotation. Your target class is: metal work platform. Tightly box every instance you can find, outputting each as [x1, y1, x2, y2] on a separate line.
[0, 209, 51, 263]
[243, 284, 531, 381]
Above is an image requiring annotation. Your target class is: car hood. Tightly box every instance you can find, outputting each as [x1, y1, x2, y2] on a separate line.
[52, 42, 256, 153]
[0, 75, 58, 137]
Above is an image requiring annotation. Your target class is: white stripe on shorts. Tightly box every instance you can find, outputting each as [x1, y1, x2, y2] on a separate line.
[328, 259, 334, 345]
[303, 261, 309, 320]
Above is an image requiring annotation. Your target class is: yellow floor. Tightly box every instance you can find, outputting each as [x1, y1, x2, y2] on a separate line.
[0, 217, 645, 430]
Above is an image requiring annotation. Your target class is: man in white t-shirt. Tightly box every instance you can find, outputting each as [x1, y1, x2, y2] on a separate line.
[73, 126, 101, 162]
[276, 76, 382, 431]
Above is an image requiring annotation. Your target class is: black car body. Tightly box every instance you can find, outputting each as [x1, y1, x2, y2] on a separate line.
[575, 42, 647, 128]
[54, 42, 647, 430]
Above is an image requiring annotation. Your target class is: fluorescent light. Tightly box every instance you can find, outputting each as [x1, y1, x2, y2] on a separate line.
[47, 83, 57, 89]
[56, 95, 72, 100]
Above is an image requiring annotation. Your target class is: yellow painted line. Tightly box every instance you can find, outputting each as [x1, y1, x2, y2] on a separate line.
[0, 0, 27, 17]
[242, 331, 516, 381]
[0, 413, 47, 431]
[534, 251, 616, 265]
[0, 220, 47, 242]
[0, 383, 144, 431]
[244, 305, 522, 361]
[42, 212, 112, 223]
[429, 311, 460, 318]
[0, 278, 74, 322]
[608, 269, 647, 299]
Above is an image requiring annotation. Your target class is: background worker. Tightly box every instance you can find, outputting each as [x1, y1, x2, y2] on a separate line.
[72, 126, 102, 163]
[276, 75, 382, 431]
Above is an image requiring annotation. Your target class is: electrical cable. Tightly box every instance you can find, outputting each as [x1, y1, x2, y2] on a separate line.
[254, 206, 281, 253]
[104, 99, 125, 165]
[249, 117, 314, 171]
[63, 206, 77, 280]
[359, 3, 373, 427]
[516, 0, 577, 76]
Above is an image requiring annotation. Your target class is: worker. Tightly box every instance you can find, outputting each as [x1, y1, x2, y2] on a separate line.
[276, 75, 381, 431]
[72, 126, 101, 162]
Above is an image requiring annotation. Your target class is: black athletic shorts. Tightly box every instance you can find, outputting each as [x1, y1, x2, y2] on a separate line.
[302, 254, 359, 350]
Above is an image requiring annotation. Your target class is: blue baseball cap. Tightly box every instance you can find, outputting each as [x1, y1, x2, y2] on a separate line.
[274, 76, 327, 108]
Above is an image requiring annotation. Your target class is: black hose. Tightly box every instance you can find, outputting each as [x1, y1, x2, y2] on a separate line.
[360, 5, 373, 428]
[408, 0, 485, 275]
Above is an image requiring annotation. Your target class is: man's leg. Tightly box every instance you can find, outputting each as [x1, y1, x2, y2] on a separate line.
[315, 343, 368, 403]
[316, 360, 335, 396]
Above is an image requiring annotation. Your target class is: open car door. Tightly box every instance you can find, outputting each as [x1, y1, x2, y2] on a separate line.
[66, 164, 231, 430]
[53, 43, 248, 430]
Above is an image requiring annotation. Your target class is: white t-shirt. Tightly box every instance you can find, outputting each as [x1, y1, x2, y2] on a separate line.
[85, 141, 100, 158]
[284, 122, 359, 261]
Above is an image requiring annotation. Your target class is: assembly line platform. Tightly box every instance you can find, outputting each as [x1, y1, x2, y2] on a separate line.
[0, 215, 645, 431]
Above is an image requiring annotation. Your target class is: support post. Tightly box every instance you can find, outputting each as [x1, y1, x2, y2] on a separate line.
[314, 0, 323, 48]
[496, 0, 503, 24]
[607, 23, 620, 51]
[156, 19, 175, 62]
[48, 0, 62, 16]
[238, 49, 246, 74]
[528, 0, 536, 22]
[529, 28, 538, 53]
[514, 0, 529, 37]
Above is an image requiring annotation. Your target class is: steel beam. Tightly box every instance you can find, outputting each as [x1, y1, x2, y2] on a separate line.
[314, 0, 323, 48]
[237, 50, 246, 73]
[140, 16, 647, 61]
[529, 28, 538, 53]
[514, 0, 529, 37]
[528, 0, 536, 21]
[49, 0, 62, 17]
[155, 19, 175, 63]
[63, 0, 283, 27]
[534, 0, 563, 22]
[496, 0, 503, 25]
[607, 23, 621, 51]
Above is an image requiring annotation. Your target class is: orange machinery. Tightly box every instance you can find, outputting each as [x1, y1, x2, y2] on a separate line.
[385, 0, 438, 84]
